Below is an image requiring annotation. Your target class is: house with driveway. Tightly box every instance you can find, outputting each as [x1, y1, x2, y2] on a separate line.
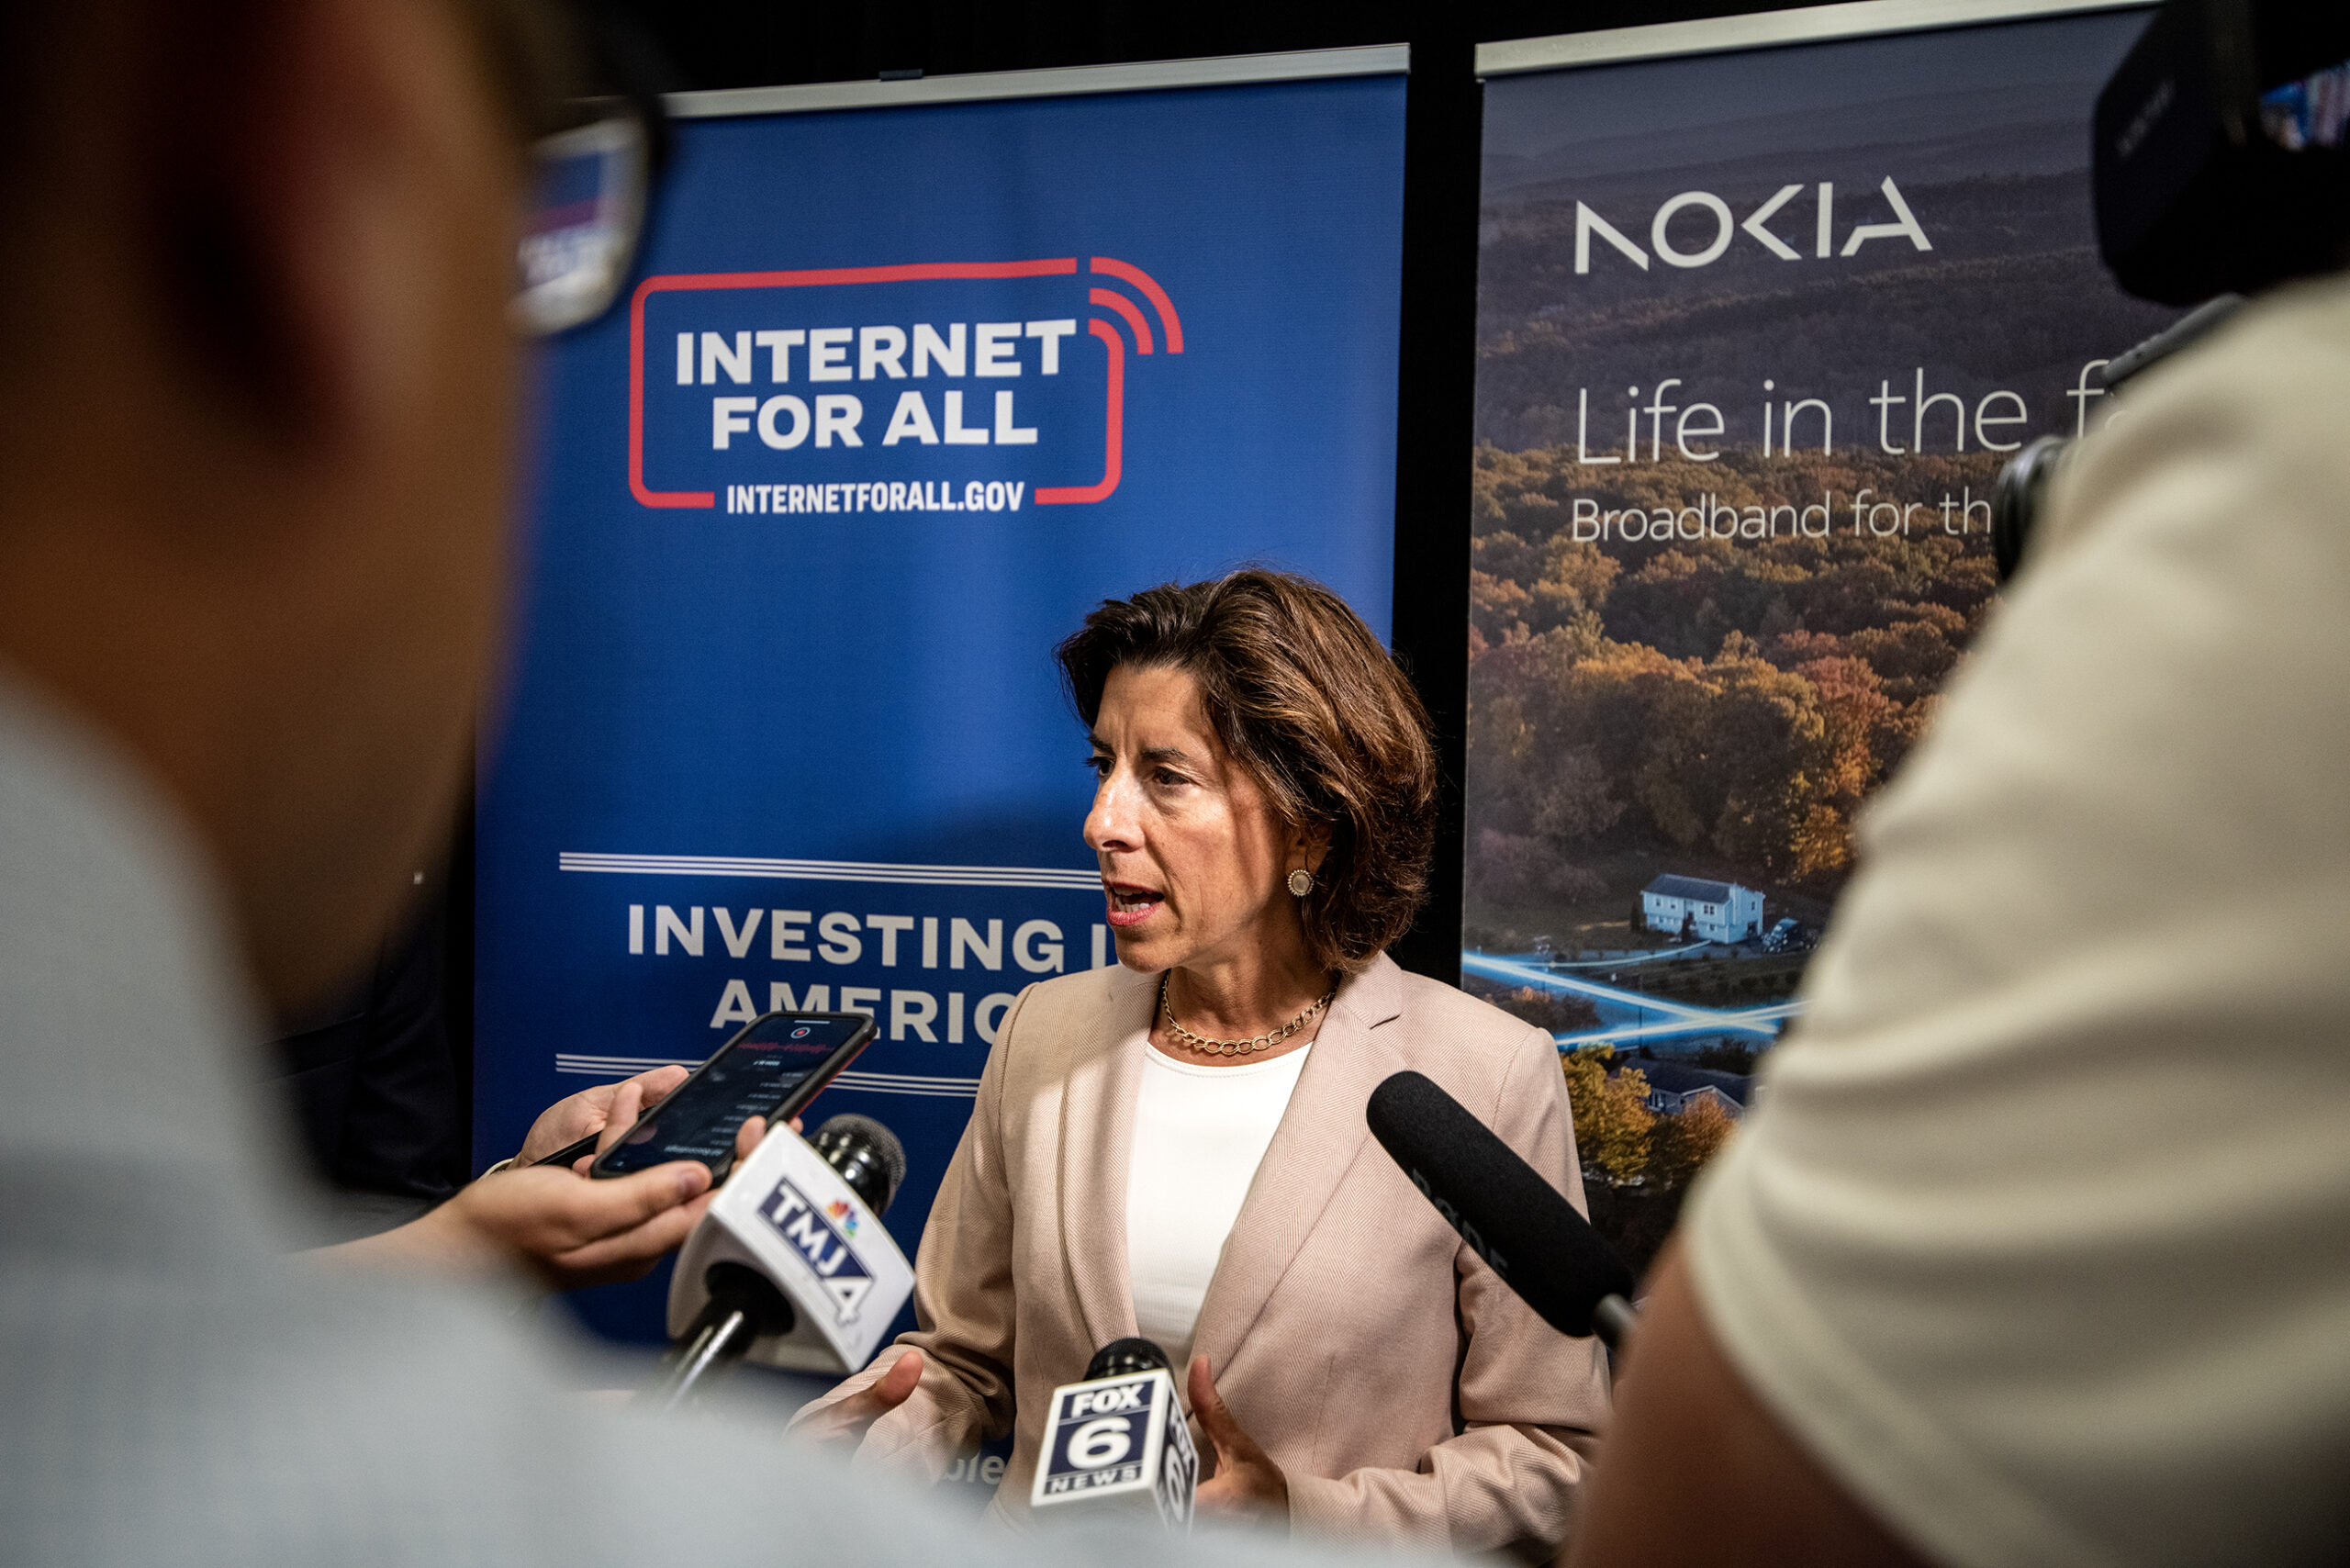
[1640, 873, 1764, 943]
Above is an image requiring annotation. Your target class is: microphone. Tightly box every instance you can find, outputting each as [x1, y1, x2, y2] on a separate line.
[1086, 1338, 1176, 1381]
[1029, 1337, 1197, 1529]
[655, 1113, 916, 1408]
[1366, 1070, 1639, 1349]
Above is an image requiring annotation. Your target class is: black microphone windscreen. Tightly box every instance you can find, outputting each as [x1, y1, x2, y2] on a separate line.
[1366, 1070, 1634, 1338]
[810, 1114, 907, 1214]
[1086, 1337, 1172, 1382]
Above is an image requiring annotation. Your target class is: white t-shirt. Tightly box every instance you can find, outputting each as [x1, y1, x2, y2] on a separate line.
[1684, 274, 2350, 1568]
[1125, 1042, 1313, 1371]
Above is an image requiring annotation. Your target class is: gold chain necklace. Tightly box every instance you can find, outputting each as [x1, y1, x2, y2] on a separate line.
[1158, 975, 1336, 1058]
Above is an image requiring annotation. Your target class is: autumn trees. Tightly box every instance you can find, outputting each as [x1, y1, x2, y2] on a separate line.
[1465, 442, 1999, 911]
[1560, 1046, 1739, 1192]
[1561, 1047, 1655, 1185]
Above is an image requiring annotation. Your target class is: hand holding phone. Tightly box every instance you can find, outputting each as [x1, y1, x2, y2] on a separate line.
[519, 1066, 692, 1171]
[587, 1012, 875, 1183]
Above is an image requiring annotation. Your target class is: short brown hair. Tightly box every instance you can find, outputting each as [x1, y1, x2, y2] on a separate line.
[1056, 570, 1437, 974]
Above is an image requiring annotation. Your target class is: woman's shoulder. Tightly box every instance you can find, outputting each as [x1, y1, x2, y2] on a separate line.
[1380, 960, 1549, 1045]
[1374, 959, 1561, 1096]
[994, 962, 1155, 1055]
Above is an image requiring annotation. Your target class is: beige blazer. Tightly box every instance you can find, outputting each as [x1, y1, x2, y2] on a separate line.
[795, 953, 1609, 1553]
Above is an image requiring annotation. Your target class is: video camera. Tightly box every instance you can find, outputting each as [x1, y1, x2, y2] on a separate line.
[1991, 0, 2348, 578]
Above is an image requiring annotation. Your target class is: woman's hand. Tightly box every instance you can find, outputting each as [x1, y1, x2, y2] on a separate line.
[1191, 1355, 1289, 1523]
[512, 1064, 689, 1167]
[793, 1350, 927, 1448]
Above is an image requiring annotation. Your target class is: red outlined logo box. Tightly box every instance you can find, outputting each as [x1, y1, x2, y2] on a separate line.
[627, 257, 1182, 510]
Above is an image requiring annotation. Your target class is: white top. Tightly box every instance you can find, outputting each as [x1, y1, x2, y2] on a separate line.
[1125, 1042, 1314, 1371]
[1684, 274, 2350, 1568]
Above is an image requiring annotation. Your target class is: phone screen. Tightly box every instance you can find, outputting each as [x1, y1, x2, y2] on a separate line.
[591, 1014, 866, 1178]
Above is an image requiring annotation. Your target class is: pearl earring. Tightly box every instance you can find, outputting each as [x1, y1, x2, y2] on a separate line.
[1287, 868, 1315, 898]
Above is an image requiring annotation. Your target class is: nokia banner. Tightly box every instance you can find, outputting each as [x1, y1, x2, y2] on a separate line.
[1462, 4, 2164, 1279]
[476, 54, 1407, 1344]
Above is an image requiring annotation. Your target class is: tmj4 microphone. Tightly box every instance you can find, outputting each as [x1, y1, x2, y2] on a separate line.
[655, 1114, 915, 1409]
[1030, 1337, 1197, 1529]
[1367, 1070, 1639, 1350]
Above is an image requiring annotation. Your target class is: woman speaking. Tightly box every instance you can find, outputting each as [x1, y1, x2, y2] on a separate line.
[796, 571, 1606, 1552]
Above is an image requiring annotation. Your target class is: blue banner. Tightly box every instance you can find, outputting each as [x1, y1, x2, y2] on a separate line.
[477, 67, 1407, 1345]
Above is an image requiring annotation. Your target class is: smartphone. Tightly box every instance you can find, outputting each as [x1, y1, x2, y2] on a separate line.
[585, 1011, 876, 1183]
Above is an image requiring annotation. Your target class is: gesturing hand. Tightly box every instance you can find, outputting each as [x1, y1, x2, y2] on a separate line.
[793, 1349, 927, 1449]
[1190, 1355, 1289, 1523]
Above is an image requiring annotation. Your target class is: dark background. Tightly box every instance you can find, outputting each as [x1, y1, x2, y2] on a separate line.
[427, 0, 1818, 1152]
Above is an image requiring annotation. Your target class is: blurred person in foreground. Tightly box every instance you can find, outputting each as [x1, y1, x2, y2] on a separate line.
[1561, 261, 2350, 1564]
[0, 3, 1378, 1564]
[793, 572, 1608, 1555]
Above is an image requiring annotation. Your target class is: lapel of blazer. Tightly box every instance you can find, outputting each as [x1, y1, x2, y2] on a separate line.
[1058, 963, 1156, 1354]
[1186, 953, 1407, 1380]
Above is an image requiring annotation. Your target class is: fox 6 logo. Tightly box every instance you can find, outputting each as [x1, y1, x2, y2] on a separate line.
[1042, 1378, 1153, 1492]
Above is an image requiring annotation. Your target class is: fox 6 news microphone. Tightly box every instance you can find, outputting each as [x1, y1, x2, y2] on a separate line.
[1029, 1337, 1198, 1529]
[654, 1114, 915, 1409]
[1367, 1070, 1639, 1350]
